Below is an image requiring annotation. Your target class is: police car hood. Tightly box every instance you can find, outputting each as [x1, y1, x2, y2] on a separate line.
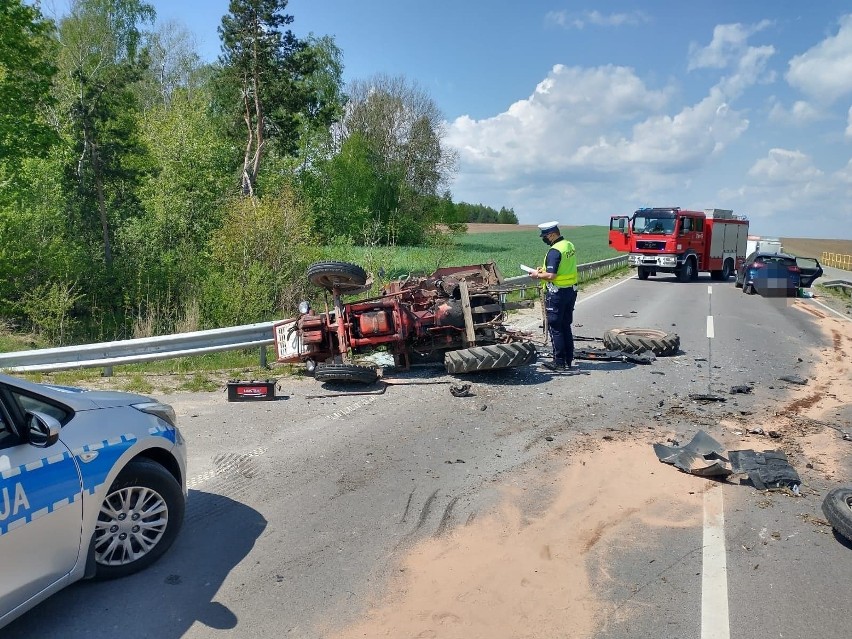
[35, 382, 153, 411]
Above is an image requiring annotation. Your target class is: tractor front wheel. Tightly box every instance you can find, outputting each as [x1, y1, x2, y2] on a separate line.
[306, 261, 368, 293]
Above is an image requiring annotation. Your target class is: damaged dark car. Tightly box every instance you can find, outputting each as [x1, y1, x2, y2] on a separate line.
[734, 252, 823, 297]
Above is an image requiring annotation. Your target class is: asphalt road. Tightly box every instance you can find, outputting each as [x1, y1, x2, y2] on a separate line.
[5, 271, 851, 639]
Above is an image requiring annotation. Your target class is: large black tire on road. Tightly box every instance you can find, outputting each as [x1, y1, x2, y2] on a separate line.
[315, 363, 379, 384]
[306, 261, 368, 293]
[94, 459, 185, 580]
[822, 487, 852, 543]
[602, 328, 680, 357]
[445, 342, 537, 374]
[637, 266, 650, 280]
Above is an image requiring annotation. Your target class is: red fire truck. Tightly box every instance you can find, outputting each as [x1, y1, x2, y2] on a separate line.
[608, 207, 749, 282]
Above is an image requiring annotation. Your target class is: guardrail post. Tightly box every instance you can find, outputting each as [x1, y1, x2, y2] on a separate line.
[102, 366, 113, 377]
[259, 345, 268, 369]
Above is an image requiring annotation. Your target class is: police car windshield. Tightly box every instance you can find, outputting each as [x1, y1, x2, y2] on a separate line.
[633, 215, 675, 235]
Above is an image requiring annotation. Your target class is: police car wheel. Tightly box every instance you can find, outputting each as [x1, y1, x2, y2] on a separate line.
[92, 459, 185, 580]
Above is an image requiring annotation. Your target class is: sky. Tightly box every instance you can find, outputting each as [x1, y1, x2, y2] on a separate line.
[44, 1, 852, 240]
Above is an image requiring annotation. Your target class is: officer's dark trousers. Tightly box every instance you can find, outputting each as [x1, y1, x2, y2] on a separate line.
[545, 286, 577, 366]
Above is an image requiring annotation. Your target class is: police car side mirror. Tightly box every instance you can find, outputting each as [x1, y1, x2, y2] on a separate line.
[25, 410, 61, 448]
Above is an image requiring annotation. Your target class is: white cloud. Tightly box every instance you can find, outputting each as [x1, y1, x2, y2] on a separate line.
[446, 64, 673, 181]
[747, 148, 823, 184]
[688, 21, 772, 70]
[545, 10, 648, 30]
[786, 14, 852, 104]
[768, 100, 823, 125]
[847, 105, 852, 138]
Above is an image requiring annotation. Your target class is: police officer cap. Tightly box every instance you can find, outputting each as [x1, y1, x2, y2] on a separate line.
[538, 221, 559, 236]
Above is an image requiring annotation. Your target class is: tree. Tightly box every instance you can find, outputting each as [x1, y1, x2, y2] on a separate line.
[0, 0, 57, 180]
[55, 0, 156, 269]
[337, 74, 456, 199]
[218, 0, 319, 196]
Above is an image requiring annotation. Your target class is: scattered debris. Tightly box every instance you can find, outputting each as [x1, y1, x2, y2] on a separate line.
[450, 383, 474, 398]
[688, 393, 727, 403]
[573, 348, 654, 364]
[650, 371, 666, 375]
[730, 385, 753, 394]
[654, 431, 804, 491]
[653, 431, 732, 477]
[778, 375, 808, 385]
[444, 459, 466, 464]
[729, 450, 801, 491]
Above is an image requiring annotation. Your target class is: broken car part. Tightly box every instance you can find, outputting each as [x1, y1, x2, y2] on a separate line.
[729, 449, 801, 490]
[653, 431, 732, 477]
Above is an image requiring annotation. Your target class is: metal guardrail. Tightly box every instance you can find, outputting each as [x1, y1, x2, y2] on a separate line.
[821, 279, 852, 294]
[0, 322, 276, 373]
[0, 256, 629, 374]
[821, 252, 852, 270]
[502, 255, 628, 288]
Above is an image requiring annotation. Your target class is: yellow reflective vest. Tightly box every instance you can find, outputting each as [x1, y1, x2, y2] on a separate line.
[541, 238, 578, 289]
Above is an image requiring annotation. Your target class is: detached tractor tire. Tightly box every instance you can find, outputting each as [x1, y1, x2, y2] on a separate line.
[306, 261, 368, 293]
[821, 487, 852, 543]
[314, 363, 379, 384]
[445, 342, 537, 374]
[602, 328, 680, 357]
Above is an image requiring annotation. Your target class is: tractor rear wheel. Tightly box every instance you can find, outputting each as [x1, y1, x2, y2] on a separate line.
[602, 328, 680, 357]
[445, 342, 537, 374]
[314, 363, 379, 384]
[307, 261, 368, 293]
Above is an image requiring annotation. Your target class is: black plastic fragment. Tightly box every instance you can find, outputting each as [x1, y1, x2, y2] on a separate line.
[729, 449, 801, 490]
[688, 393, 727, 402]
[730, 385, 753, 394]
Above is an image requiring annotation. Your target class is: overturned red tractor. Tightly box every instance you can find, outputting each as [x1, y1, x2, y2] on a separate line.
[273, 261, 537, 383]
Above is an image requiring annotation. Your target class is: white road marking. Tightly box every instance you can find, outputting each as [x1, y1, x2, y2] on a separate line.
[578, 274, 635, 305]
[707, 316, 715, 339]
[708, 285, 713, 295]
[702, 486, 730, 639]
[809, 298, 852, 322]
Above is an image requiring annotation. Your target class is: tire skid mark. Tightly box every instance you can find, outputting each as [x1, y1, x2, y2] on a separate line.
[435, 496, 459, 537]
[187, 446, 268, 489]
[400, 489, 415, 524]
[415, 489, 439, 532]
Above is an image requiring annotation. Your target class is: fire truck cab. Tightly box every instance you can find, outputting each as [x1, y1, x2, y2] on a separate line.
[609, 207, 749, 282]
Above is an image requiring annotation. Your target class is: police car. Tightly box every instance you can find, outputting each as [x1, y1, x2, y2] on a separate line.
[0, 372, 187, 629]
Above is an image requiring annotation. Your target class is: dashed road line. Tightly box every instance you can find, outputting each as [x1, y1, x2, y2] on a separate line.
[702, 485, 730, 639]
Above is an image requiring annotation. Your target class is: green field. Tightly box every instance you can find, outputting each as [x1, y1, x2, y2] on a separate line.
[320, 225, 620, 281]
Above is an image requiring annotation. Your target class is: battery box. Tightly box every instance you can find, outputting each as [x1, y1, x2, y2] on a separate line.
[227, 379, 278, 402]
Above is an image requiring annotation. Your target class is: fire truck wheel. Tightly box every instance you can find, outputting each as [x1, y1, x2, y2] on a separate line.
[821, 487, 852, 543]
[444, 342, 537, 374]
[637, 267, 650, 280]
[721, 259, 734, 280]
[314, 363, 379, 384]
[602, 328, 680, 357]
[307, 261, 368, 293]
[677, 257, 696, 282]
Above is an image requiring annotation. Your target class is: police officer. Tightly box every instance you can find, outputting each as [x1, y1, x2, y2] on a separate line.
[529, 221, 578, 371]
